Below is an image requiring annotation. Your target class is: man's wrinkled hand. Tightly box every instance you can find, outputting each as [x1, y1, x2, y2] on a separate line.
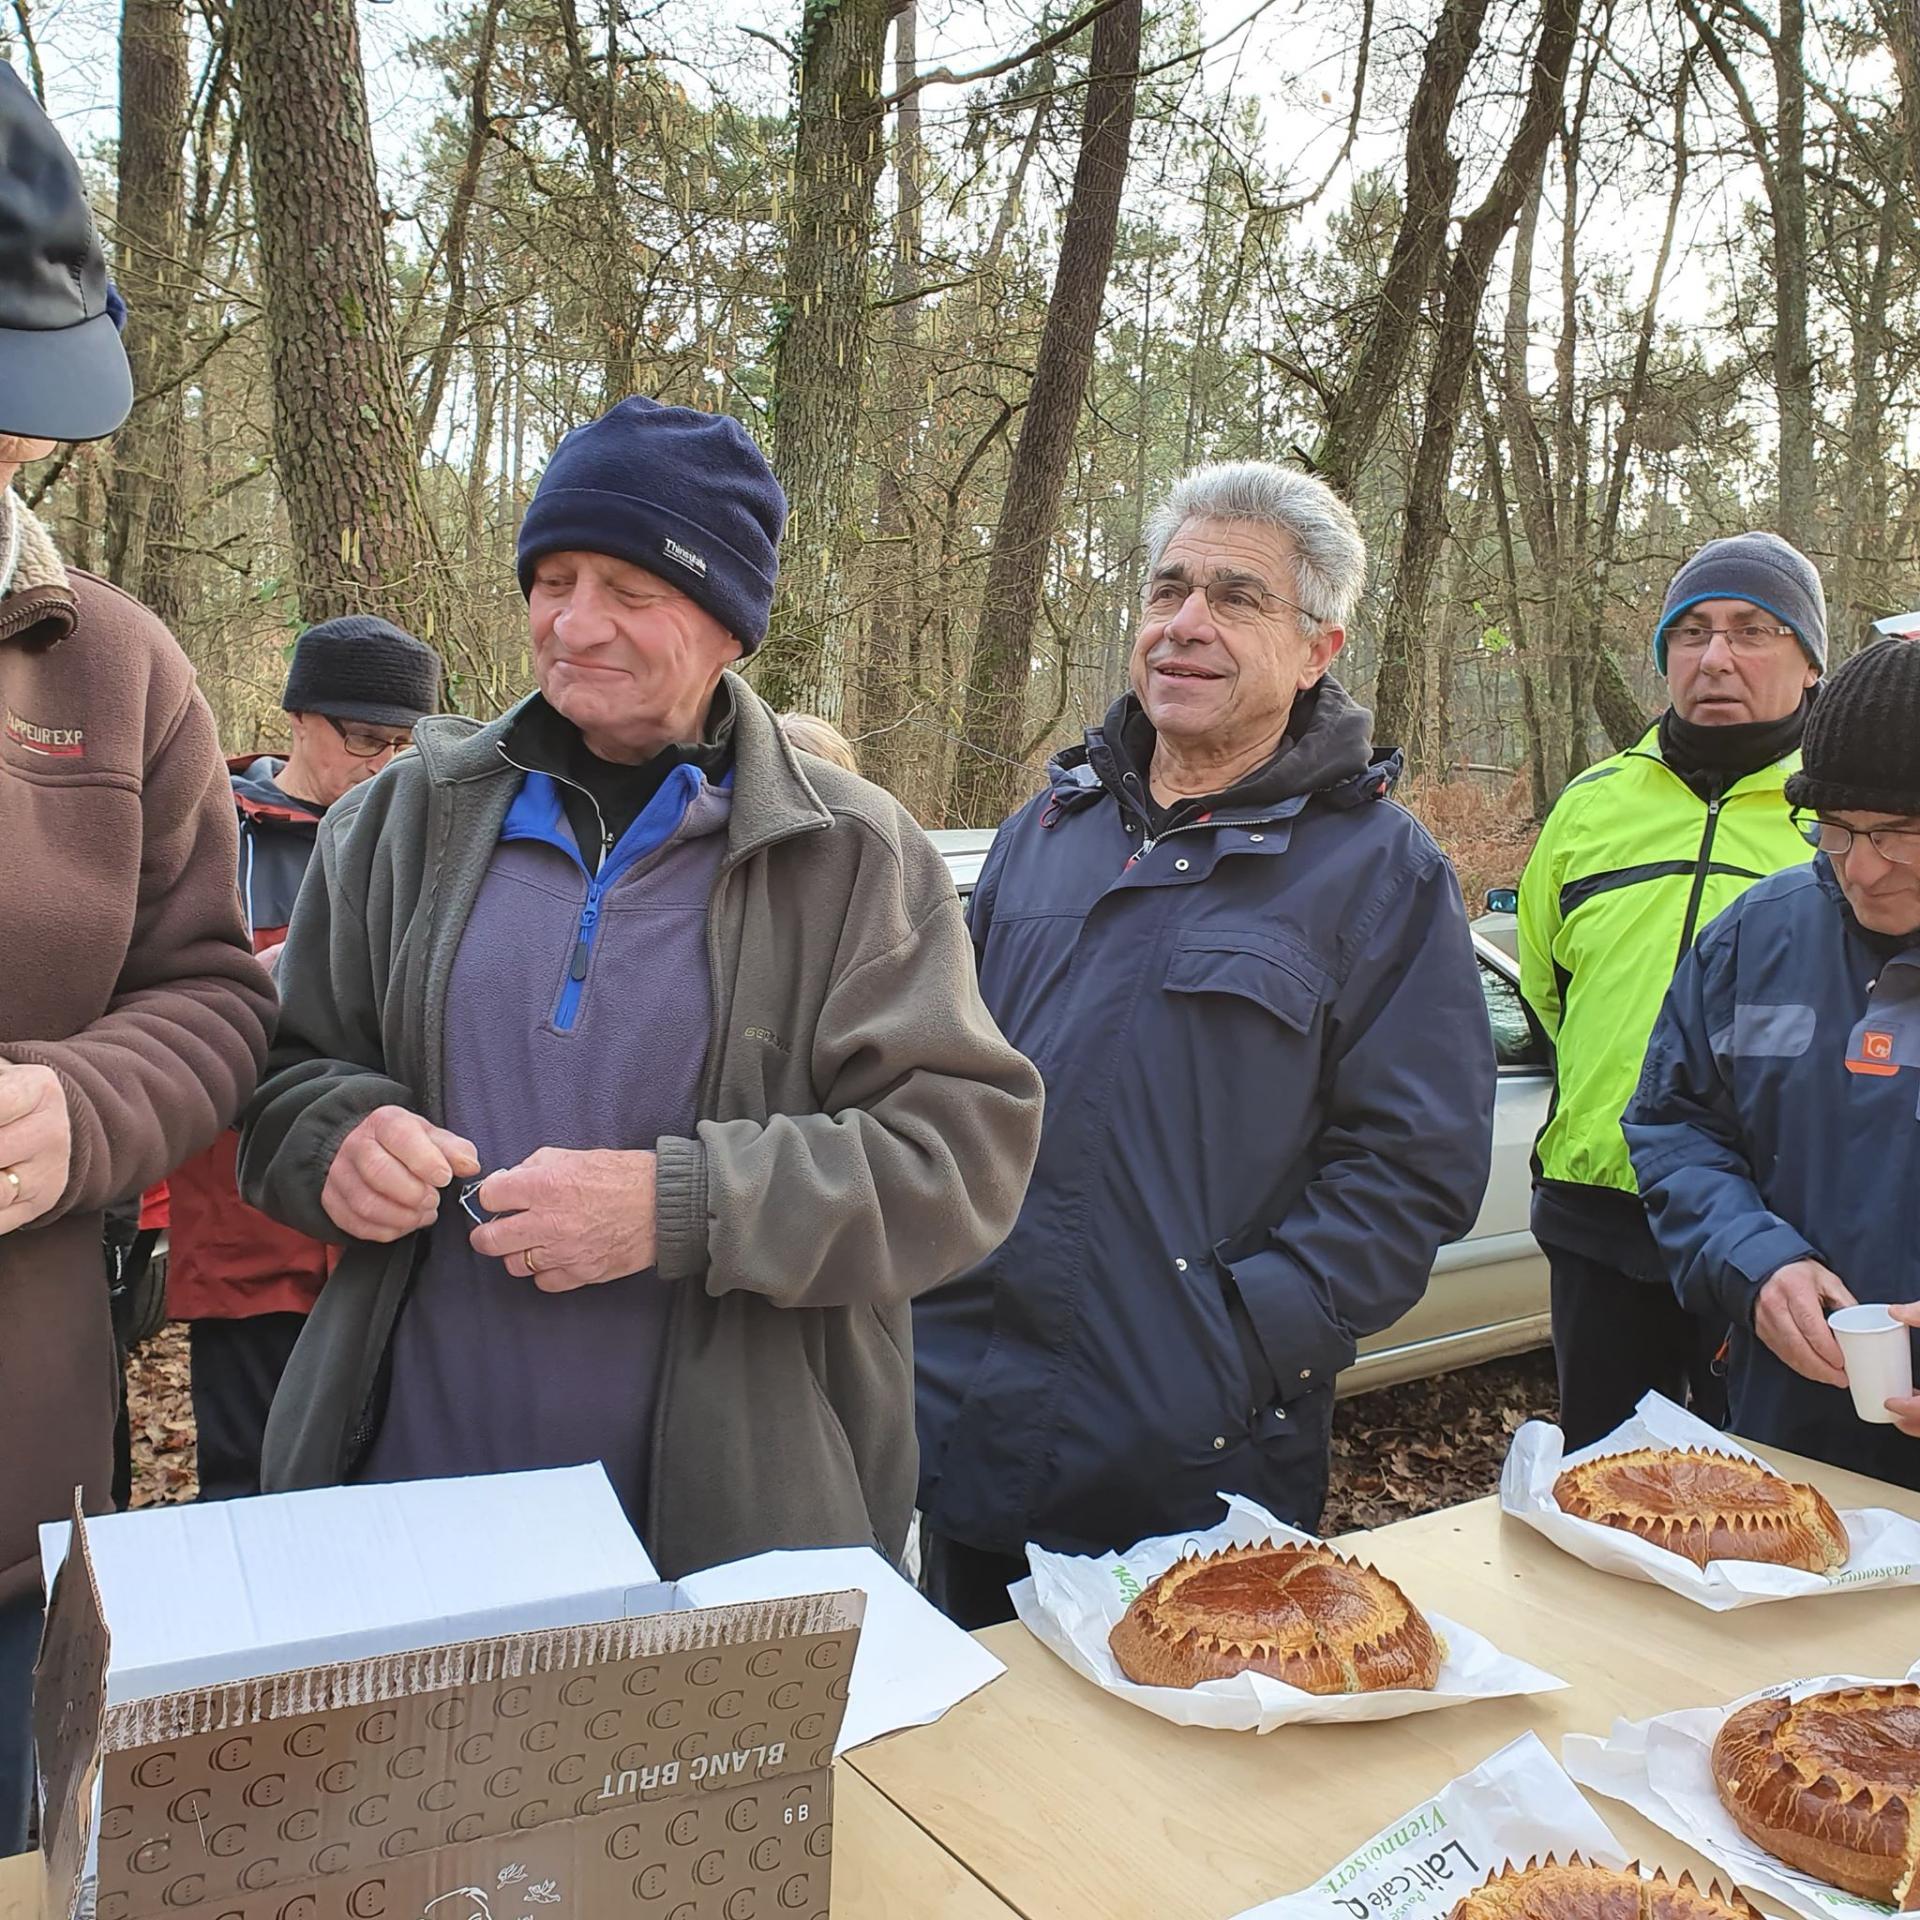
[322, 1104, 479, 1242]
[1886, 1301, 1920, 1437]
[467, 1147, 657, 1293]
[0, 1062, 71, 1236]
[1755, 1259, 1856, 1389]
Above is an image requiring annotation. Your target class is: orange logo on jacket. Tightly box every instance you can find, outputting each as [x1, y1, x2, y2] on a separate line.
[4, 707, 84, 757]
[1847, 1028, 1900, 1076]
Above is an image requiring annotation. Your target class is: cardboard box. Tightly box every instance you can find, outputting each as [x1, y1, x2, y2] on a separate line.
[15, 1486, 862, 1920]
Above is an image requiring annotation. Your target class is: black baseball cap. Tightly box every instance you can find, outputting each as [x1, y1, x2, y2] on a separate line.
[0, 64, 131, 441]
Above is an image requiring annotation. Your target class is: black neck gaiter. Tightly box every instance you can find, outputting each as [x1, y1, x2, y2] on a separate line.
[1658, 695, 1810, 798]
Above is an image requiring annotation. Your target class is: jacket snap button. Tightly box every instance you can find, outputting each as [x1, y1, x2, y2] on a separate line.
[1174, 858, 1191, 871]
[1212, 1436, 1226, 1451]
[1174, 1257, 1188, 1272]
[1276, 1408, 1287, 1422]
[1250, 833, 1264, 843]
[1299, 1368, 1311, 1380]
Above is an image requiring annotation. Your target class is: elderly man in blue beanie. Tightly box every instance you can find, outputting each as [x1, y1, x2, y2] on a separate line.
[237, 398, 1044, 1574]
[1518, 531, 1825, 1446]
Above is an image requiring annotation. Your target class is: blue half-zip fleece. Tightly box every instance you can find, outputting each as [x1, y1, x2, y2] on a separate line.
[360, 760, 732, 1520]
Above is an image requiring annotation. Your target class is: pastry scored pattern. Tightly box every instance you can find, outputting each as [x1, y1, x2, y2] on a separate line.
[1551, 1450, 1848, 1572]
[1712, 1684, 1920, 1909]
[1447, 1855, 1761, 1920]
[1107, 1541, 1441, 1693]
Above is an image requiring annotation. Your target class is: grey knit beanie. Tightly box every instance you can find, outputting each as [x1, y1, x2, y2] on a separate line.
[1653, 532, 1828, 673]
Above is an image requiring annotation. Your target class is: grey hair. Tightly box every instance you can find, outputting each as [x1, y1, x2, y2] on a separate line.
[1142, 461, 1367, 634]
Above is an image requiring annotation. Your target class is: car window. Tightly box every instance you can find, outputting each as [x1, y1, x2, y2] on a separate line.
[1480, 954, 1548, 1070]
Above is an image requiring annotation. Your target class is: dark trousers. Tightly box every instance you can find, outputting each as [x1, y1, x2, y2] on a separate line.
[919, 1524, 1029, 1632]
[189, 1313, 306, 1502]
[0, 1588, 40, 1856]
[1548, 1242, 1729, 1450]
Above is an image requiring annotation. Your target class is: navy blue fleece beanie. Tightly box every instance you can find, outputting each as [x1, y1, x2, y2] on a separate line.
[515, 398, 787, 654]
[1653, 531, 1828, 673]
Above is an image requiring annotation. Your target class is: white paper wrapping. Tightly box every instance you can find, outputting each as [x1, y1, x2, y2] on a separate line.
[1230, 1732, 1626, 1920]
[1009, 1493, 1567, 1732]
[1499, 1391, 1920, 1610]
[1563, 1661, 1920, 1920]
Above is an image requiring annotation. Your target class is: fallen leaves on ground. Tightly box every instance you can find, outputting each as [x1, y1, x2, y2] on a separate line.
[1324, 1348, 1558, 1532]
[127, 1321, 198, 1507]
[126, 1323, 1559, 1532]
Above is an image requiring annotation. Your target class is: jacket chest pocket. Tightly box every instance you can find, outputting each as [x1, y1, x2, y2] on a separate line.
[1162, 929, 1330, 1036]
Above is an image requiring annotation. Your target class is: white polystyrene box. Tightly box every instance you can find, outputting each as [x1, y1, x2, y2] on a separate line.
[40, 1464, 670, 1705]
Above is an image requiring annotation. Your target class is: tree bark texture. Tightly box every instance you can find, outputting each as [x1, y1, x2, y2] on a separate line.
[1372, 0, 1581, 760]
[1768, 0, 1814, 535]
[1682, 0, 1813, 536]
[858, 1, 929, 805]
[106, 0, 190, 629]
[950, 0, 1143, 826]
[417, 0, 503, 452]
[1313, 0, 1492, 494]
[231, 0, 446, 637]
[757, 0, 899, 713]
[555, 0, 637, 406]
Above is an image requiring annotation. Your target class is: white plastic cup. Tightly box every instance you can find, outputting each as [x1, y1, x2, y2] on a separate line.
[1827, 1304, 1915, 1425]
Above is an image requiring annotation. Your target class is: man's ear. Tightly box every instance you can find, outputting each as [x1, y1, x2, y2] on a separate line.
[1301, 625, 1345, 687]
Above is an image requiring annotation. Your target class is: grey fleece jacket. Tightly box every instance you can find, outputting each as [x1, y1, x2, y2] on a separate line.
[237, 676, 1044, 1575]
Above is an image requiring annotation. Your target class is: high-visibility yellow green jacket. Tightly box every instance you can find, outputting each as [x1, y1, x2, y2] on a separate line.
[1517, 723, 1808, 1197]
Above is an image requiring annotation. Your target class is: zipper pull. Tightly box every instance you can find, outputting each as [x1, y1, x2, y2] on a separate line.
[570, 892, 602, 981]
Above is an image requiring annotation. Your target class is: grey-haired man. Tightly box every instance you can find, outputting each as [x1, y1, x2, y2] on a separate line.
[915, 460, 1496, 1627]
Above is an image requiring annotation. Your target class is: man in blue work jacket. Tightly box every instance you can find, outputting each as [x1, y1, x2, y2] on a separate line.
[1627, 639, 1920, 1487]
[915, 460, 1498, 1627]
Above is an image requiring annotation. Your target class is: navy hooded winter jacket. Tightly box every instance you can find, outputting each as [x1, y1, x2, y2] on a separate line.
[914, 682, 1497, 1557]
[1625, 857, 1920, 1490]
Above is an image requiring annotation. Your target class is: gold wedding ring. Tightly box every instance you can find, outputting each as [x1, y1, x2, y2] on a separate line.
[525, 1248, 540, 1276]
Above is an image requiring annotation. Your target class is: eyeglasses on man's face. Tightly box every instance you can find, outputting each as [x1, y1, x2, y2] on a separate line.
[1796, 811, 1920, 867]
[1665, 617, 1798, 657]
[326, 715, 414, 759]
[1142, 571, 1320, 630]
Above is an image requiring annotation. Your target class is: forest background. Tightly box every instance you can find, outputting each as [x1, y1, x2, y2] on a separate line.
[8, 0, 1916, 898]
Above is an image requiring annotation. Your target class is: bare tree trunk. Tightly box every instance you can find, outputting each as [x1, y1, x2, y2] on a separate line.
[416, 0, 503, 451]
[1584, 58, 1691, 750]
[106, 0, 191, 628]
[230, 0, 446, 636]
[1313, 0, 1493, 493]
[1770, 0, 1814, 535]
[1828, 154, 1898, 660]
[555, 0, 636, 405]
[1879, 0, 1920, 198]
[758, 0, 898, 713]
[1374, 0, 1582, 758]
[1681, 0, 1814, 534]
[860, 1, 927, 804]
[950, 0, 1144, 826]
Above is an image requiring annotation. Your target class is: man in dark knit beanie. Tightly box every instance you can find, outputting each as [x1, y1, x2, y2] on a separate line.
[277, 613, 441, 810]
[1627, 639, 1920, 1485]
[1518, 532, 1824, 1447]
[165, 610, 440, 1509]
[236, 398, 1042, 1573]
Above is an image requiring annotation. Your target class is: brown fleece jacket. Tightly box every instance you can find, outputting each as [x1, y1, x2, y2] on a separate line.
[0, 499, 275, 1604]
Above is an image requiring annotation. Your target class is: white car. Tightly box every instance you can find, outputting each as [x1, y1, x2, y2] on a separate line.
[927, 828, 1551, 1394]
